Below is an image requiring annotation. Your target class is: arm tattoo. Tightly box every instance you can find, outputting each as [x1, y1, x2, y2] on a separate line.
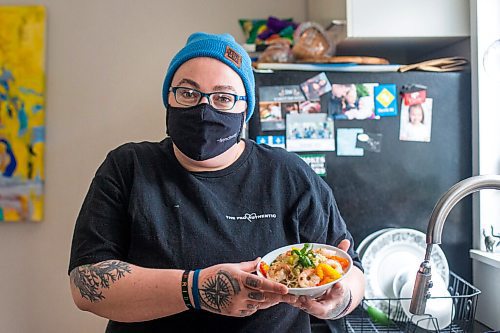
[199, 270, 241, 313]
[70, 260, 131, 302]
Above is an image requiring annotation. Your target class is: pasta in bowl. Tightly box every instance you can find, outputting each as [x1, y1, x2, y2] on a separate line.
[256, 243, 353, 297]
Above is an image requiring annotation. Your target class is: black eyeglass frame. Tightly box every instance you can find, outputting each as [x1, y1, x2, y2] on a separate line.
[169, 86, 247, 111]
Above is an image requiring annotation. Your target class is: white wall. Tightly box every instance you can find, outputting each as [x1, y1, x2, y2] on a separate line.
[0, 1, 306, 332]
[471, 0, 500, 250]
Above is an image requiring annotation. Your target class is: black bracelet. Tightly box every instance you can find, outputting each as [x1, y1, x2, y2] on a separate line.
[181, 270, 193, 309]
[331, 289, 353, 320]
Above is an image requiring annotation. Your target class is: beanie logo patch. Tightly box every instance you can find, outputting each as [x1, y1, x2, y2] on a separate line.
[224, 46, 242, 68]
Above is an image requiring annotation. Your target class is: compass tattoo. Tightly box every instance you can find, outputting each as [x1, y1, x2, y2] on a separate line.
[199, 270, 241, 312]
[70, 260, 131, 302]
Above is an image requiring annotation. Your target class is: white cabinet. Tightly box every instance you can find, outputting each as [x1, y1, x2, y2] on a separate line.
[307, 0, 470, 38]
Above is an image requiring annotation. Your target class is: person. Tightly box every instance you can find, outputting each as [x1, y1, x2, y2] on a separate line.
[328, 84, 348, 120]
[68, 32, 365, 333]
[400, 103, 430, 141]
[342, 85, 358, 113]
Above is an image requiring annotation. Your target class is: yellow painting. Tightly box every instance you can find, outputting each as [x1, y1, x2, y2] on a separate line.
[0, 6, 45, 222]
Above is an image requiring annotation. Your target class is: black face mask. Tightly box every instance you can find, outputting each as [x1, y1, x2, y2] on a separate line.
[166, 104, 245, 161]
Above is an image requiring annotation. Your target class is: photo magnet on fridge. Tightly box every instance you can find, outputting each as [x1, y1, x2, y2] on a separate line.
[259, 85, 305, 103]
[336, 128, 364, 156]
[328, 83, 380, 120]
[399, 98, 433, 142]
[356, 132, 382, 153]
[259, 101, 285, 131]
[300, 72, 332, 101]
[259, 85, 306, 131]
[298, 153, 327, 176]
[374, 84, 398, 117]
[286, 113, 335, 152]
[256, 135, 285, 148]
[401, 84, 427, 106]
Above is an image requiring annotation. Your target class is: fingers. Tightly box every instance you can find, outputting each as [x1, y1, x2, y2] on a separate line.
[248, 291, 265, 301]
[246, 302, 259, 310]
[337, 239, 351, 252]
[298, 295, 327, 314]
[296, 283, 350, 319]
[248, 292, 298, 310]
[238, 258, 261, 273]
[241, 272, 288, 294]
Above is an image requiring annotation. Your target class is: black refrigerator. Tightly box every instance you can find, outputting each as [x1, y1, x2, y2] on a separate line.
[248, 70, 472, 281]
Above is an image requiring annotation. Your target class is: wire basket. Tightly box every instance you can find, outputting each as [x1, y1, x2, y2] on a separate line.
[342, 271, 480, 332]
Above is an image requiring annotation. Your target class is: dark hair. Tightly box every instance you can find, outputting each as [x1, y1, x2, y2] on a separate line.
[408, 104, 425, 123]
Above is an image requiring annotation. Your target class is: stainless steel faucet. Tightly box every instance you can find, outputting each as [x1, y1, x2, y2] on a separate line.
[409, 175, 500, 315]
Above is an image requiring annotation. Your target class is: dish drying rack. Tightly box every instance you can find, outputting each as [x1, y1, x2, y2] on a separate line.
[342, 272, 480, 333]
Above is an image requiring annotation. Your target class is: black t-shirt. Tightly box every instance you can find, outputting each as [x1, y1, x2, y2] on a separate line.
[69, 138, 362, 333]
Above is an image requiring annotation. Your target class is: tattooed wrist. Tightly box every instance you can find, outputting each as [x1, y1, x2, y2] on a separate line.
[198, 270, 241, 313]
[70, 260, 131, 302]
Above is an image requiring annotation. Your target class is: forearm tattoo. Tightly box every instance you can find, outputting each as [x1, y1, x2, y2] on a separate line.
[70, 260, 131, 302]
[198, 270, 241, 312]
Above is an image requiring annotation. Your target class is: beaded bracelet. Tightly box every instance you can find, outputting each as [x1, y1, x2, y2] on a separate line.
[181, 270, 193, 310]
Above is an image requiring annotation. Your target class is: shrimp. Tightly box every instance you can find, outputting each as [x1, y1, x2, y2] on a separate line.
[326, 259, 343, 273]
[298, 269, 321, 288]
[267, 262, 291, 283]
[318, 248, 337, 257]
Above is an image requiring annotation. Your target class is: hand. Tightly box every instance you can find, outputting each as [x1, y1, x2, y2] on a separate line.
[195, 258, 297, 317]
[287, 240, 352, 320]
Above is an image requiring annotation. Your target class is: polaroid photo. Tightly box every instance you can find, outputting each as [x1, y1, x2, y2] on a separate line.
[286, 113, 335, 152]
[300, 72, 332, 101]
[328, 83, 380, 120]
[399, 98, 433, 142]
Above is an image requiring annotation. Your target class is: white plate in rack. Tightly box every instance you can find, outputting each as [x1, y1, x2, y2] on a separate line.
[356, 228, 395, 259]
[361, 228, 449, 318]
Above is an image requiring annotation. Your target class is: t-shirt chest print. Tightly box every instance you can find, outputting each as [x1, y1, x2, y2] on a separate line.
[225, 212, 277, 222]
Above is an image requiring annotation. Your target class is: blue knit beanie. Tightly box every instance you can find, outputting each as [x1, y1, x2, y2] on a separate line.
[162, 32, 255, 122]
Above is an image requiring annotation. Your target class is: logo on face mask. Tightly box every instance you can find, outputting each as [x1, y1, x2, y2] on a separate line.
[166, 104, 244, 161]
[217, 132, 238, 143]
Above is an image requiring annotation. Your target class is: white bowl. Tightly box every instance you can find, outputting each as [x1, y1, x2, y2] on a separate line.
[392, 267, 414, 299]
[399, 274, 454, 331]
[256, 243, 353, 297]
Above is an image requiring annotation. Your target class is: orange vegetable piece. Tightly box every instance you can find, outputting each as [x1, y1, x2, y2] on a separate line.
[316, 263, 342, 282]
[259, 261, 269, 277]
[330, 256, 350, 270]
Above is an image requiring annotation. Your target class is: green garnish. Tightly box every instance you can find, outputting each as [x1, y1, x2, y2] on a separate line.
[292, 243, 316, 268]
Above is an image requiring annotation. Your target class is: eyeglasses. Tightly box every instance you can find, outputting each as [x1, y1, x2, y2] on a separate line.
[169, 86, 247, 111]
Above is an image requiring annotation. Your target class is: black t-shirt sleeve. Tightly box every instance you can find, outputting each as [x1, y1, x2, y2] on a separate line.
[68, 150, 131, 274]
